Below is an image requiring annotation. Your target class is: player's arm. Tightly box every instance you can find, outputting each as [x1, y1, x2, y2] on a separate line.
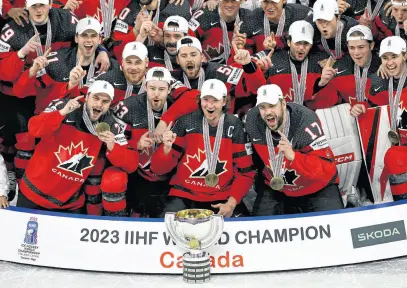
[150, 121, 185, 175]
[105, 132, 140, 174]
[28, 96, 83, 138]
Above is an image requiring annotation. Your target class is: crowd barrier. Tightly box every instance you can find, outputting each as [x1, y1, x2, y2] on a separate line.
[1, 201, 407, 274]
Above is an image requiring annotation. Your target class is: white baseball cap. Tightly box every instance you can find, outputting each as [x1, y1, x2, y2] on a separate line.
[122, 41, 148, 60]
[200, 79, 227, 100]
[146, 67, 172, 85]
[379, 36, 407, 57]
[164, 16, 189, 34]
[346, 25, 373, 41]
[261, 0, 281, 2]
[88, 80, 114, 100]
[313, 0, 339, 22]
[76, 17, 102, 35]
[391, 1, 407, 7]
[289, 21, 314, 44]
[26, 0, 49, 8]
[177, 36, 202, 53]
[256, 84, 284, 106]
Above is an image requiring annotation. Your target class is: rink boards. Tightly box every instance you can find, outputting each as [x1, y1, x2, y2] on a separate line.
[1, 201, 407, 274]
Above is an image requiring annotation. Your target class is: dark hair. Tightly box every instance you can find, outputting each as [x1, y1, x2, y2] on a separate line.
[197, 94, 230, 113]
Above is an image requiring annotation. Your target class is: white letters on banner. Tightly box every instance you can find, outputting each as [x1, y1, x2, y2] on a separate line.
[1, 201, 407, 274]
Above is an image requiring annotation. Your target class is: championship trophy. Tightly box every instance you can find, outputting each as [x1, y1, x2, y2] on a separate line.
[165, 209, 224, 284]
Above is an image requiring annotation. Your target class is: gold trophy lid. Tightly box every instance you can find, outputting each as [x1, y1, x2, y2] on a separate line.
[175, 209, 213, 221]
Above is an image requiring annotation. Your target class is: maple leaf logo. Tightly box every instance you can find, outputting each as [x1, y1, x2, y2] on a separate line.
[183, 149, 227, 178]
[204, 43, 225, 60]
[266, 159, 299, 186]
[54, 142, 94, 176]
[284, 87, 295, 102]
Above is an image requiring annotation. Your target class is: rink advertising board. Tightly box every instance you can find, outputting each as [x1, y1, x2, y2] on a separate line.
[1, 201, 407, 274]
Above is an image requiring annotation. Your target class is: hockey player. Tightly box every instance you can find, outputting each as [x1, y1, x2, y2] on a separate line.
[172, 36, 266, 116]
[245, 84, 343, 215]
[0, 154, 9, 209]
[150, 79, 255, 217]
[113, 67, 199, 217]
[16, 80, 138, 214]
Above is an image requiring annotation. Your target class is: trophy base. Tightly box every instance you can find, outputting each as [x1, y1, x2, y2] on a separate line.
[182, 251, 211, 284]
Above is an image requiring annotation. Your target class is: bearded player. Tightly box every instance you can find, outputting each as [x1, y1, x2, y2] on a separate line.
[244, 84, 343, 215]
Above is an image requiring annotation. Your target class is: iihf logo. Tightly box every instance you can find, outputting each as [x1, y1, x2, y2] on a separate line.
[24, 219, 38, 245]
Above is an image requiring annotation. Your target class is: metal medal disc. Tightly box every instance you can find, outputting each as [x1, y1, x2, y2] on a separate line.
[270, 176, 285, 191]
[95, 122, 110, 134]
[205, 174, 219, 187]
[388, 130, 400, 145]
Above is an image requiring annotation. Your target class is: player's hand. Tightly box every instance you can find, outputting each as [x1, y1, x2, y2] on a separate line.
[0, 196, 8, 209]
[232, 23, 246, 50]
[232, 41, 251, 65]
[169, 0, 185, 6]
[377, 64, 390, 79]
[211, 197, 237, 218]
[28, 47, 51, 78]
[263, 32, 276, 51]
[60, 96, 84, 116]
[277, 130, 295, 161]
[18, 33, 42, 58]
[337, 0, 350, 15]
[202, 0, 219, 11]
[350, 104, 367, 117]
[68, 57, 87, 89]
[63, 0, 83, 12]
[98, 131, 116, 151]
[318, 57, 337, 87]
[134, 6, 150, 36]
[256, 50, 273, 72]
[137, 131, 155, 150]
[95, 51, 110, 74]
[152, 120, 168, 144]
[7, 8, 28, 27]
[162, 122, 176, 155]
[359, 8, 372, 27]
[149, 25, 164, 44]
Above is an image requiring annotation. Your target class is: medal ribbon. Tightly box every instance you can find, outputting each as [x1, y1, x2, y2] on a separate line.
[264, 8, 285, 37]
[203, 114, 225, 177]
[354, 55, 372, 102]
[321, 21, 343, 60]
[82, 104, 99, 136]
[367, 0, 385, 20]
[164, 50, 174, 71]
[389, 68, 407, 130]
[183, 68, 205, 90]
[289, 56, 308, 105]
[219, 8, 240, 63]
[100, 0, 115, 38]
[30, 18, 52, 56]
[265, 110, 290, 178]
[147, 99, 167, 151]
[125, 77, 146, 99]
[76, 54, 96, 89]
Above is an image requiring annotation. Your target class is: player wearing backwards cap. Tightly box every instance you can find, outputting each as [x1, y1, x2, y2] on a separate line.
[312, 0, 358, 60]
[16, 80, 138, 214]
[243, 0, 311, 54]
[172, 36, 266, 116]
[258, 21, 332, 108]
[112, 0, 192, 60]
[245, 84, 343, 215]
[150, 79, 255, 217]
[359, 36, 407, 201]
[309, 25, 381, 112]
[112, 67, 199, 217]
[187, 0, 251, 64]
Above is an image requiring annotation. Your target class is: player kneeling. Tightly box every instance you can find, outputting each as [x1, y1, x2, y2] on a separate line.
[150, 79, 255, 217]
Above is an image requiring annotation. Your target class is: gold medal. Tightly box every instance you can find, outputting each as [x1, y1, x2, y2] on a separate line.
[205, 174, 219, 187]
[388, 130, 400, 145]
[270, 176, 285, 191]
[95, 122, 110, 134]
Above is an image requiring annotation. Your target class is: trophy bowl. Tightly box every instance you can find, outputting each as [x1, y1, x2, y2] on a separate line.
[165, 209, 224, 284]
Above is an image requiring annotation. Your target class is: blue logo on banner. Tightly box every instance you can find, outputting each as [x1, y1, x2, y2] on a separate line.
[24, 220, 38, 245]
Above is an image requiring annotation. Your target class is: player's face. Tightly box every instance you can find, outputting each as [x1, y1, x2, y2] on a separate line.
[288, 40, 312, 61]
[315, 18, 337, 39]
[28, 3, 51, 24]
[146, 80, 170, 111]
[164, 30, 184, 56]
[75, 30, 100, 59]
[201, 96, 226, 124]
[177, 46, 203, 79]
[258, 101, 285, 131]
[348, 40, 373, 67]
[122, 56, 148, 85]
[381, 52, 407, 78]
[261, 0, 286, 22]
[86, 93, 112, 122]
[392, 4, 407, 23]
[220, 0, 241, 19]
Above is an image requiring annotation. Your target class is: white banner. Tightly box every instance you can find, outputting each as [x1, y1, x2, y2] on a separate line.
[1, 201, 407, 274]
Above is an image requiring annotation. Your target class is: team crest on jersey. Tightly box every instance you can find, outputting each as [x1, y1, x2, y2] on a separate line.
[54, 142, 94, 176]
[266, 162, 299, 186]
[204, 43, 225, 60]
[184, 149, 227, 179]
